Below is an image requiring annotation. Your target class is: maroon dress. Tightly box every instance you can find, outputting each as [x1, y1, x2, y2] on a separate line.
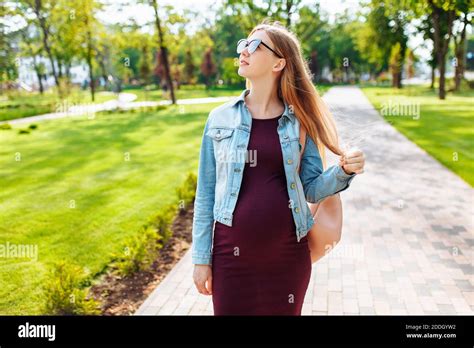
[211, 113, 312, 315]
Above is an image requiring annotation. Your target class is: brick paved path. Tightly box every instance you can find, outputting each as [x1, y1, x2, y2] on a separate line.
[136, 86, 473, 315]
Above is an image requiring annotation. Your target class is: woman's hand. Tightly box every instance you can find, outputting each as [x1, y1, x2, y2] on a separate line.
[339, 148, 365, 175]
[193, 264, 213, 295]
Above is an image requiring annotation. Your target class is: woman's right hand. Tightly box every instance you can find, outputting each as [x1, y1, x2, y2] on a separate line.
[193, 264, 213, 295]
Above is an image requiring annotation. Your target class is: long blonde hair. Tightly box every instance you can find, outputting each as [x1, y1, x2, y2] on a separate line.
[245, 20, 343, 169]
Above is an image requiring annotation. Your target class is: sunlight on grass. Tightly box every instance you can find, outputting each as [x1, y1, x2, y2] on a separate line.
[361, 85, 473, 186]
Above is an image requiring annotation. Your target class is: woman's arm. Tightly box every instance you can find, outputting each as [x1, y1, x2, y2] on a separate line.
[299, 134, 356, 204]
[191, 115, 216, 265]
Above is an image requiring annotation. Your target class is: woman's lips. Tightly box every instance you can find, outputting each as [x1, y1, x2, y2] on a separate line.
[239, 60, 249, 65]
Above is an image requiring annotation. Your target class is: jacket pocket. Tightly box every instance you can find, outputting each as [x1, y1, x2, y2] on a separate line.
[206, 127, 235, 163]
[206, 127, 234, 141]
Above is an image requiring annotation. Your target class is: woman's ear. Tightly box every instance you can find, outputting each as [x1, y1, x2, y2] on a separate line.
[273, 58, 286, 71]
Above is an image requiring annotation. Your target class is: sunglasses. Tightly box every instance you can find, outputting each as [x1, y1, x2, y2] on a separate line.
[236, 38, 283, 59]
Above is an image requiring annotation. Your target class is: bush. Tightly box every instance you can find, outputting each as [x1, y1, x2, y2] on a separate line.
[42, 260, 101, 315]
[176, 171, 197, 209]
[112, 224, 164, 277]
[28, 124, 38, 130]
[0, 123, 12, 130]
[18, 129, 30, 134]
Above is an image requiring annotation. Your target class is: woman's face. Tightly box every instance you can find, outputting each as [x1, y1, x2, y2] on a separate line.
[237, 31, 283, 79]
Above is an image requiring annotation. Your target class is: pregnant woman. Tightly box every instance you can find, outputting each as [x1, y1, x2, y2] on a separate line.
[192, 20, 365, 315]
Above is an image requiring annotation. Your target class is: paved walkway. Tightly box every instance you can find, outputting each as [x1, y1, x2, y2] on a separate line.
[135, 86, 473, 315]
[0, 93, 234, 125]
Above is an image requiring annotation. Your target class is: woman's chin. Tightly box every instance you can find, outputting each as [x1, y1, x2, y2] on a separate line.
[237, 70, 248, 78]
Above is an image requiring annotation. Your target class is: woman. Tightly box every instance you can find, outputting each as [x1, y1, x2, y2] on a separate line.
[192, 21, 365, 315]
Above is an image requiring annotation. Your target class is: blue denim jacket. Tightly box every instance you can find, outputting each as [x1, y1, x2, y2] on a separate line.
[192, 89, 357, 265]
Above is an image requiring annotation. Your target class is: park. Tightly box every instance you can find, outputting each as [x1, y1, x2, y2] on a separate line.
[0, 0, 472, 321]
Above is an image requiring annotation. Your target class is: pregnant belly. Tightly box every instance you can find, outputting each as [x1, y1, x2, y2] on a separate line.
[213, 177, 302, 261]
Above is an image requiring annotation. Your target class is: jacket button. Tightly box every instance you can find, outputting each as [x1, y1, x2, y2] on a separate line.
[231, 192, 236, 196]
[290, 182, 296, 189]
[287, 159, 293, 164]
[295, 207, 300, 213]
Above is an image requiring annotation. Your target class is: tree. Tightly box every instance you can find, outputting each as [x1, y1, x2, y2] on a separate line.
[453, 11, 471, 91]
[183, 48, 196, 84]
[25, 0, 61, 90]
[1, 4, 20, 91]
[428, 0, 457, 99]
[150, 0, 176, 104]
[19, 26, 46, 93]
[201, 48, 217, 89]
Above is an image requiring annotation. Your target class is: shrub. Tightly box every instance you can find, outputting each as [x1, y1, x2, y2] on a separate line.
[112, 224, 164, 277]
[0, 123, 12, 130]
[176, 171, 197, 209]
[42, 260, 101, 315]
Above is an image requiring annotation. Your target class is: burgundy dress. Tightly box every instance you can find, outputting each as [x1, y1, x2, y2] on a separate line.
[211, 113, 312, 316]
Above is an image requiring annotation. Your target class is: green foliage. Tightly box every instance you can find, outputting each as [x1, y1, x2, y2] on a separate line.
[42, 260, 101, 315]
[112, 224, 164, 277]
[221, 58, 241, 85]
[389, 42, 402, 75]
[176, 171, 197, 208]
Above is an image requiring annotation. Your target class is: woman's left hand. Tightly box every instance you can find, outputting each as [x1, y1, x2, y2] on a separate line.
[339, 148, 365, 175]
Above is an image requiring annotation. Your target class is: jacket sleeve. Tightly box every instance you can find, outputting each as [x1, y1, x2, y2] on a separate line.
[191, 114, 216, 265]
[299, 134, 356, 204]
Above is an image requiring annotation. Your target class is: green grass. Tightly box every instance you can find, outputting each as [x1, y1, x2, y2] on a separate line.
[0, 88, 117, 122]
[361, 85, 474, 186]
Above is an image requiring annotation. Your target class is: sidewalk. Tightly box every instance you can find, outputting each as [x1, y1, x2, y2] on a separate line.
[135, 86, 473, 315]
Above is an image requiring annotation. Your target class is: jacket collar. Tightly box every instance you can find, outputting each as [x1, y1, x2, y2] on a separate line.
[231, 88, 296, 124]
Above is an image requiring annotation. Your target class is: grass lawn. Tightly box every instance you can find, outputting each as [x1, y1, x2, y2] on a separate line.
[361, 85, 473, 186]
[0, 89, 118, 122]
[0, 85, 332, 314]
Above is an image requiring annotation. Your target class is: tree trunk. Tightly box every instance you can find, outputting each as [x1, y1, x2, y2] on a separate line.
[151, 0, 176, 105]
[429, 0, 455, 100]
[84, 10, 95, 101]
[33, 0, 60, 89]
[454, 16, 468, 92]
[35, 68, 44, 94]
[430, 65, 435, 89]
[438, 52, 446, 99]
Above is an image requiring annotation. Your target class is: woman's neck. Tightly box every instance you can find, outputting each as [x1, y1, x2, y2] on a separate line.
[245, 82, 284, 118]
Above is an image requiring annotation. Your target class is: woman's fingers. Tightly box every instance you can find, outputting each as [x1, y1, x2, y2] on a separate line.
[206, 276, 213, 295]
[196, 279, 211, 295]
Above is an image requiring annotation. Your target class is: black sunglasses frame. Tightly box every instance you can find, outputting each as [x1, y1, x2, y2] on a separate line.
[237, 38, 284, 59]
